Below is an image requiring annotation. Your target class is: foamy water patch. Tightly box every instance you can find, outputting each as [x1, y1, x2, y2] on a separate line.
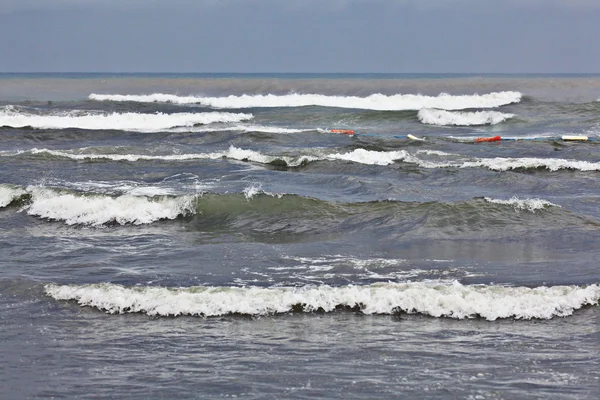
[0, 109, 252, 132]
[0, 184, 27, 207]
[59, 177, 214, 197]
[24, 186, 197, 226]
[88, 92, 522, 111]
[277, 255, 479, 282]
[44, 281, 600, 320]
[418, 109, 515, 126]
[484, 197, 560, 212]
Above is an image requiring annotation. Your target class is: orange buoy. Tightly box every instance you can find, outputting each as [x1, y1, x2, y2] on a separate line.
[331, 129, 355, 135]
[474, 136, 501, 143]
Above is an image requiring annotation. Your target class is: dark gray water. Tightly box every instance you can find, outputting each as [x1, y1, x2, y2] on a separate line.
[1, 73, 599, 399]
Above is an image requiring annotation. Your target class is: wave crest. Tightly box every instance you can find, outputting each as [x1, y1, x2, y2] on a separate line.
[418, 109, 514, 126]
[0, 184, 28, 208]
[24, 186, 197, 226]
[44, 281, 600, 320]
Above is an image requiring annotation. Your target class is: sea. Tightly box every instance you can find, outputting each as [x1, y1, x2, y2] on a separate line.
[0, 73, 599, 399]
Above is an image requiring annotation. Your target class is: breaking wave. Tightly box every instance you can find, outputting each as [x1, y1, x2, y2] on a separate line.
[44, 281, 600, 320]
[0, 107, 252, 132]
[0, 184, 27, 208]
[418, 109, 515, 126]
[89, 91, 522, 111]
[23, 186, 197, 226]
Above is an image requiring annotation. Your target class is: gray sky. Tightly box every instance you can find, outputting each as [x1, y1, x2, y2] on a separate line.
[1, 0, 598, 73]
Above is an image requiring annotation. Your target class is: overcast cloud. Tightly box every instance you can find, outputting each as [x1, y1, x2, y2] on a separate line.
[1, 0, 598, 73]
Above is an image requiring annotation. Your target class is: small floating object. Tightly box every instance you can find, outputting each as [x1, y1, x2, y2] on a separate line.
[407, 134, 426, 141]
[474, 136, 502, 142]
[331, 129, 355, 135]
[561, 135, 589, 141]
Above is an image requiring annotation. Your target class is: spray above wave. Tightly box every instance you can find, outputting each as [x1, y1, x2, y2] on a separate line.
[44, 281, 600, 320]
[89, 91, 522, 110]
[418, 109, 515, 126]
[0, 107, 252, 132]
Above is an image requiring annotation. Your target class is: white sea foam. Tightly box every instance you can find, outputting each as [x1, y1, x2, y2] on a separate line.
[243, 183, 264, 199]
[418, 109, 514, 126]
[326, 149, 412, 165]
[483, 197, 559, 212]
[0, 184, 27, 207]
[0, 109, 253, 132]
[24, 186, 197, 226]
[89, 91, 522, 111]
[44, 281, 600, 320]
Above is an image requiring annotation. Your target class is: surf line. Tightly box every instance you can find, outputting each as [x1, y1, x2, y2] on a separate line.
[330, 130, 597, 142]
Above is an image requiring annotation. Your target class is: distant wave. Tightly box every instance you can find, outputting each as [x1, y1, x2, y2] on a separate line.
[169, 124, 314, 134]
[7, 146, 600, 172]
[45, 281, 600, 320]
[418, 109, 515, 126]
[0, 107, 252, 132]
[89, 91, 522, 111]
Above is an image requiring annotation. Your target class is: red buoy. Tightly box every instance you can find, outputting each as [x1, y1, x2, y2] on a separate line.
[331, 129, 355, 135]
[474, 136, 501, 143]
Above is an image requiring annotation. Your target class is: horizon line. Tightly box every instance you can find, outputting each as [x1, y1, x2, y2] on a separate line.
[1, 71, 600, 75]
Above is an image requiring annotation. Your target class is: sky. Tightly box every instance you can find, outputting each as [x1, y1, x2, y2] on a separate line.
[0, 0, 599, 73]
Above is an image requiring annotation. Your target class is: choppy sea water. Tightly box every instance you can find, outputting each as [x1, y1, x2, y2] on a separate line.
[1, 73, 599, 399]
